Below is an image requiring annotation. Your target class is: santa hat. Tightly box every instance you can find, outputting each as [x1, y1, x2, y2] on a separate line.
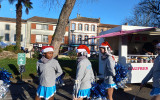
[99, 41, 112, 50]
[76, 45, 90, 57]
[41, 46, 54, 53]
[99, 41, 115, 60]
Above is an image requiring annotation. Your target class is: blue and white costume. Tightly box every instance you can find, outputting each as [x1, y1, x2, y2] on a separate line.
[36, 46, 63, 100]
[74, 45, 95, 99]
[102, 55, 117, 89]
[100, 41, 117, 89]
[74, 56, 95, 98]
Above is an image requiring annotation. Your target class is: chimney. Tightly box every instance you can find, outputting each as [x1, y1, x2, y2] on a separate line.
[77, 13, 79, 18]
[98, 18, 100, 23]
[125, 23, 128, 25]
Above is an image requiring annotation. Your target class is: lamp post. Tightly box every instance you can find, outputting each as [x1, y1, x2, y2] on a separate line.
[70, 30, 74, 50]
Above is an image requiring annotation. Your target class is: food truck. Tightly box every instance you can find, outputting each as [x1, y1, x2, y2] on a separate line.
[96, 25, 160, 83]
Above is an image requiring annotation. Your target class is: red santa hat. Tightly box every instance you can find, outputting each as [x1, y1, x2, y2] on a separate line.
[41, 46, 54, 53]
[76, 45, 90, 57]
[99, 41, 112, 50]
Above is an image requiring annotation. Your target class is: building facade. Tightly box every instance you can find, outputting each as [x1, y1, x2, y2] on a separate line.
[0, 16, 69, 52]
[0, 16, 119, 55]
[0, 17, 27, 47]
[69, 16, 100, 54]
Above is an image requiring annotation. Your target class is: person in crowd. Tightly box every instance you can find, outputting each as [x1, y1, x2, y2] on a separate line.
[140, 43, 160, 100]
[141, 40, 158, 55]
[73, 45, 94, 100]
[99, 41, 117, 100]
[35, 46, 63, 100]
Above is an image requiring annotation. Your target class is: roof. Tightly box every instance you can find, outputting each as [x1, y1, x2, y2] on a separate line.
[0, 17, 26, 23]
[92, 25, 159, 38]
[98, 23, 119, 28]
[27, 16, 58, 23]
[71, 17, 100, 23]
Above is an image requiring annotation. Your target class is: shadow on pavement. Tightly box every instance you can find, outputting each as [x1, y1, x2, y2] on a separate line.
[8, 64, 20, 76]
[29, 73, 39, 85]
[9, 76, 37, 100]
[113, 88, 147, 100]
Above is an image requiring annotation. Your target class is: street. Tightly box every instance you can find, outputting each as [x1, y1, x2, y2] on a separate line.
[3, 79, 152, 100]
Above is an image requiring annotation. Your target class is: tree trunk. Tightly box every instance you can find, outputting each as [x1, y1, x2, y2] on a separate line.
[15, 0, 22, 51]
[51, 0, 76, 58]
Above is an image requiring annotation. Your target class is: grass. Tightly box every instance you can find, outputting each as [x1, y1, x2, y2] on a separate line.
[0, 58, 99, 79]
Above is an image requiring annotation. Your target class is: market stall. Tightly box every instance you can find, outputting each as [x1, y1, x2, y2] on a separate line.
[95, 25, 160, 83]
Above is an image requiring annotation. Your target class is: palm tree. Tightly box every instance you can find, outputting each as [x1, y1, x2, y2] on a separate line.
[9, 0, 32, 51]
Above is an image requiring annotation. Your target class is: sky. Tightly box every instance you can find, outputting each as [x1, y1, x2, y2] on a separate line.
[0, 0, 140, 25]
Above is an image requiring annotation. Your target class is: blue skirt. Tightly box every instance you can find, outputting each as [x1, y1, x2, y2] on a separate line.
[37, 85, 56, 100]
[77, 88, 91, 98]
[102, 83, 118, 89]
[150, 87, 160, 96]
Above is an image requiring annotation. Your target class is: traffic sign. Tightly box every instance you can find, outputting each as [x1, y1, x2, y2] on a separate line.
[17, 53, 26, 65]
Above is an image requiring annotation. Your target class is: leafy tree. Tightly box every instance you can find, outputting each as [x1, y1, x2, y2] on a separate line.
[9, 0, 32, 51]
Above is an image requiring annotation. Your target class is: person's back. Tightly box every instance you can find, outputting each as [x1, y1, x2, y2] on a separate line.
[76, 57, 94, 90]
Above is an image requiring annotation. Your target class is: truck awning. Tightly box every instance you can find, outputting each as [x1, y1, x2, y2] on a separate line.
[91, 27, 156, 39]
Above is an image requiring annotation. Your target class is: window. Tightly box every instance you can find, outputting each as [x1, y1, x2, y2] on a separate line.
[92, 25, 95, 31]
[72, 35, 75, 43]
[78, 35, 82, 44]
[36, 35, 42, 42]
[36, 24, 48, 30]
[85, 24, 89, 31]
[42, 25, 48, 30]
[14, 34, 23, 42]
[91, 36, 95, 44]
[84, 36, 88, 44]
[5, 33, 9, 41]
[72, 23, 75, 30]
[36, 24, 42, 30]
[43, 35, 48, 43]
[78, 24, 82, 31]
[101, 29, 103, 32]
[5, 24, 10, 30]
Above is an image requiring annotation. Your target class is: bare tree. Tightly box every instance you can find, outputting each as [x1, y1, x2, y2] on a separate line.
[123, 0, 160, 27]
[48, 0, 76, 57]
[139, 0, 160, 27]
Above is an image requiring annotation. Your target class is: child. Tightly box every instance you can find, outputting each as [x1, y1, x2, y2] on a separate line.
[140, 43, 160, 100]
[73, 45, 95, 100]
[99, 41, 117, 100]
[35, 46, 63, 100]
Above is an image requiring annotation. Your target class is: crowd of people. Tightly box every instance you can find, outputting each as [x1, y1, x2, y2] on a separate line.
[34, 41, 160, 100]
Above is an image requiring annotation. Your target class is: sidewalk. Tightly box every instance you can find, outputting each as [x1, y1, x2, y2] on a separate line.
[3, 79, 73, 100]
[2, 78, 152, 100]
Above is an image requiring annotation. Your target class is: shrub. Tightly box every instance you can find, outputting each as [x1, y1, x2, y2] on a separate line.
[3, 45, 15, 52]
[32, 51, 41, 59]
[68, 50, 77, 60]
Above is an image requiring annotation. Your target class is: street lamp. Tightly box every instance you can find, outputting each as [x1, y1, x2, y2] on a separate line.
[69, 30, 74, 50]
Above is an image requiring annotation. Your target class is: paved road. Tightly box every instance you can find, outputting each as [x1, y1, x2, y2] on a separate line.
[3, 79, 152, 100]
